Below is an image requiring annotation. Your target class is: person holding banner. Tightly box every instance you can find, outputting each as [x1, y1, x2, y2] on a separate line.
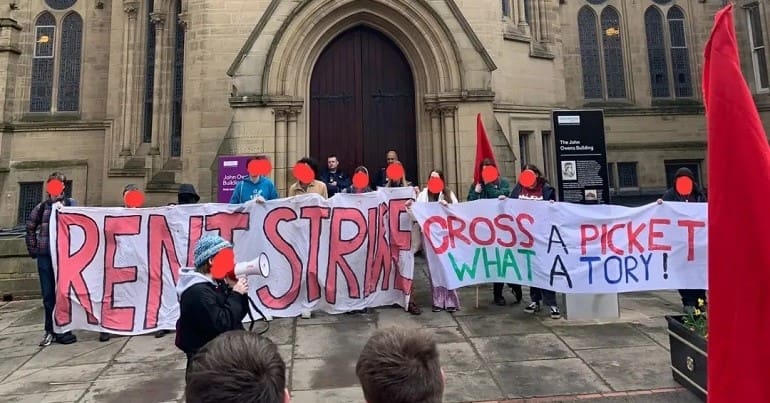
[408, 170, 461, 312]
[26, 172, 78, 347]
[288, 157, 328, 198]
[343, 166, 373, 193]
[229, 155, 280, 203]
[175, 235, 250, 379]
[468, 158, 512, 306]
[505, 164, 561, 319]
[659, 167, 707, 313]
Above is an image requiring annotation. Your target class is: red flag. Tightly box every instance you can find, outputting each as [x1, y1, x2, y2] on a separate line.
[705, 5, 770, 400]
[474, 113, 497, 184]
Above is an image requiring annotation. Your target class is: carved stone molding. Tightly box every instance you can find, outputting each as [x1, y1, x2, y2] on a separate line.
[150, 12, 167, 28]
[274, 109, 288, 120]
[123, 1, 140, 18]
[177, 12, 189, 29]
[439, 105, 458, 116]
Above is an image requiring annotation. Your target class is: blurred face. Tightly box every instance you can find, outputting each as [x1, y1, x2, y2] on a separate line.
[386, 151, 398, 165]
[327, 157, 339, 171]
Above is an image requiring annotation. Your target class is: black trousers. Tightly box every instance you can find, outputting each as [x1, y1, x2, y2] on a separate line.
[493, 283, 522, 300]
[679, 289, 707, 307]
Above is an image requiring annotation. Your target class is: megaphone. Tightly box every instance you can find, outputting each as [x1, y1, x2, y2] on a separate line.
[234, 253, 270, 278]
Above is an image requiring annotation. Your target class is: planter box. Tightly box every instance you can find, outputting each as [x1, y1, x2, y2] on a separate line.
[666, 315, 707, 401]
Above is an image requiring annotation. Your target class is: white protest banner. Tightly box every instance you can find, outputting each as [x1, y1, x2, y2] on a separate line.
[410, 199, 707, 293]
[49, 188, 416, 335]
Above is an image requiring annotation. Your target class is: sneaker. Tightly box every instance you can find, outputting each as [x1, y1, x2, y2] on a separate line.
[432, 306, 443, 312]
[550, 306, 562, 319]
[55, 332, 77, 344]
[524, 302, 541, 314]
[301, 310, 312, 319]
[99, 332, 111, 342]
[154, 330, 169, 338]
[39, 332, 53, 347]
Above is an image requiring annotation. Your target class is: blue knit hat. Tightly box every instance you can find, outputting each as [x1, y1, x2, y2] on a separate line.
[193, 235, 232, 269]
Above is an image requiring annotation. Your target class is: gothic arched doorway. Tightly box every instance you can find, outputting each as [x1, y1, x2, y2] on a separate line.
[310, 26, 417, 183]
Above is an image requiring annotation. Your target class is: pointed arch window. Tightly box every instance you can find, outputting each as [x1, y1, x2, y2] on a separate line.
[171, 0, 185, 157]
[577, 6, 626, 100]
[30, 13, 56, 112]
[644, 6, 693, 98]
[30, 12, 83, 113]
[58, 13, 83, 112]
[142, 0, 156, 143]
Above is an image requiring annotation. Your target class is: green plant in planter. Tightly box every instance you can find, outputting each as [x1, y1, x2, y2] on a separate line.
[682, 298, 707, 338]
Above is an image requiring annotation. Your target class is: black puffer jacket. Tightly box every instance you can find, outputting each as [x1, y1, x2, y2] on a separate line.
[662, 167, 707, 202]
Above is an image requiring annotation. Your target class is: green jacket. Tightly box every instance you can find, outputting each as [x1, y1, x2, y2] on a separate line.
[467, 178, 511, 201]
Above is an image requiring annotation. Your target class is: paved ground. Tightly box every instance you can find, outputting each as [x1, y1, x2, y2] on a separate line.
[0, 257, 702, 403]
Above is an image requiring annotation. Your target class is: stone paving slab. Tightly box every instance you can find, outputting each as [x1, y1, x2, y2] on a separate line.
[0, 259, 700, 403]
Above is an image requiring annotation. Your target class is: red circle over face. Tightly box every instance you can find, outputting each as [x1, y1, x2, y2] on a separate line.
[427, 177, 444, 194]
[46, 179, 65, 198]
[352, 172, 369, 189]
[292, 163, 315, 184]
[124, 190, 145, 208]
[519, 169, 537, 188]
[481, 165, 499, 183]
[675, 176, 694, 196]
[386, 162, 405, 182]
[211, 248, 235, 280]
[247, 159, 272, 177]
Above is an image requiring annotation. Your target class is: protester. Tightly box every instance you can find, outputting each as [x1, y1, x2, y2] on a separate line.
[26, 172, 78, 347]
[372, 150, 399, 188]
[505, 164, 560, 319]
[407, 170, 461, 312]
[356, 327, 445, 403]
[343, 166, 373, 194]
[229, 156, 279, 203]
[659, 167, 707, 313]
[320, 154, 350, 197]
[186, 330, 290, 403]
[467, 158, 512, 306]
[177, 183, 200, 204]
[288, 157, 328, 198]
[175, 235, 250, 379]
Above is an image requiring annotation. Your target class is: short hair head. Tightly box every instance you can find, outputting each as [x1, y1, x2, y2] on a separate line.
[186, 331, 288, 403]
[47, 171, 67, 183]
[298, 157, 319, 178]
[356, 327, 444, 403]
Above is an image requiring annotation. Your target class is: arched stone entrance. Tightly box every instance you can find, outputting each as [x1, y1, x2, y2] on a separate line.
[227, 0, 496, 193]
[309, 26, 417, 181]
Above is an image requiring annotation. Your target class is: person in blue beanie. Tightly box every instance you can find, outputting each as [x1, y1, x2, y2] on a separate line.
[175, 235, 250, 381]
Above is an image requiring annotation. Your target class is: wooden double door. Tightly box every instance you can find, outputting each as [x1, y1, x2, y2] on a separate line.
[310, 26, 417, 182]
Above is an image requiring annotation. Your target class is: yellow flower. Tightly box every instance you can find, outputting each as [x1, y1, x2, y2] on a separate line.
[693, 309, 702, 316]
[697, 298, 705, 307]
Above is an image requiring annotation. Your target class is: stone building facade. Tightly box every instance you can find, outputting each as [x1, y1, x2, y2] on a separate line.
[0, 0, 766, 228]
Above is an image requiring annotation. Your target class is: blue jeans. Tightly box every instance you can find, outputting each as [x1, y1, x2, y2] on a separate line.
[530, 287, 557, 307]
[37, 255, 56, 333]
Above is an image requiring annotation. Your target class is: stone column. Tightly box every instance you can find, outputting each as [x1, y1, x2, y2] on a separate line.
[537, 0, 548, 41]
[440, 105, 458, 191]
[274, 109, 287, 194]
[428, 106, 443, 171]
[516, 0, 528, 27]
[119, 1, 140, 157]
[287, 108, 299, 164]
[149, 11, 167, 160]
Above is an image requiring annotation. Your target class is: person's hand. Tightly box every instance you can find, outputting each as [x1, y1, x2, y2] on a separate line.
[549, 200, 555, 204]
[656, 199, 663, 205]
[232, 278, 249, 295]
[474, 183, 482, 193]
[254, 196, 266, 204]
[439, 200, 449, 206]
[330, 181, 337, 187]
[52, 201, 64, 210]
[405, 200, 413, 207]
[498, 195, 507, 200]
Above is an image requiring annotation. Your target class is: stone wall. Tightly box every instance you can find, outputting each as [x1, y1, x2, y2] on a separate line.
[0, 237, 38, 299]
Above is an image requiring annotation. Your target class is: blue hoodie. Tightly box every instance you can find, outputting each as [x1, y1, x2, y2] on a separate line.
[229, 176, 279, 204]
